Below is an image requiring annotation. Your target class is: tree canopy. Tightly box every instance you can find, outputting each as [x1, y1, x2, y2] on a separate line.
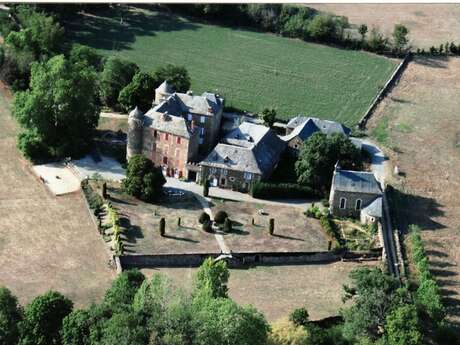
[0, 287, 22, 345]
[122, 155, 166, 202]
[295, 132, 362, 193]
[153, 64, 191, 93]
[100, 57, 139, 109]
[118, 72, 157, 112]
[392, 24, 409, 52]
[194, 257, 230, 299]
[12, 54, 100, 161]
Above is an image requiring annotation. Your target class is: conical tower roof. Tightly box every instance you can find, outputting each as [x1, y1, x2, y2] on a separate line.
[129, 106, 143, 119]
[156, 80, 174, 94]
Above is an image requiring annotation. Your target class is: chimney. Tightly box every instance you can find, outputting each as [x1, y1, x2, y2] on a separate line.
[208, 107, 213, 114]
[162, 111, 170, 121]
[187, 90, 193, 96]
[191, 119, 196, 132]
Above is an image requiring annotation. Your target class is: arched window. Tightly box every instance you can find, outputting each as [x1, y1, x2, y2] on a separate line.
[339, 197, 346, 209]
[356, 199, 362, 210]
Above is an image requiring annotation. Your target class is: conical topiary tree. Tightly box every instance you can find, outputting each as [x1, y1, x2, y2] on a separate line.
[269, 218, 274, 235]
[159, 217, 166, 236]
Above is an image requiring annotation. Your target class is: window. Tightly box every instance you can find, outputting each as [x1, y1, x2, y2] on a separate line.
[244, 172, 252, 181]
[177, 137, 181, 144]
[165, 133, 169, 141]
[339, 197, 346, 209]
[199, 137, 204, 144]
[229, 177, 235, 182]
[154, 130, 158, 138]
[200, 127, 205, 137]
[355, 199, 362, 210]
[163, 156, 168, 164]
[221, 169, 227, 176]
[200, 116, 205, 124]
[188, 113, 193, 121]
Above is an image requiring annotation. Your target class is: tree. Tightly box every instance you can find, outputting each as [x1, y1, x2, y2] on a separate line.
[367, 27, 388, 53]
[295, 132, 362, 193]
[341, 267, 406, 341]
[214, 210, 228, 224]
[100, 57, 139, 108]
[392, 24, 409, 52]
[192, 297, 269, 345]
[385, 304, 422, 345]
[307, 14, 337, 42]
[358, 24, 368, 41]
[100, 311, 148, 345]
[194, 257, 229, 298]
[68, 44, 102, 71]
[118, 72, 157, 112]
[13, 55, 100, 160]
[5, 6, 64, 61]
[0, 287, 23, 345]
[267, 319, 309, 345]
[19, 291, 73, 345]
[103, 270, 145, 311]
[122, 155, 166, 202]
[61, 309, 92, 345]
[289, 307, 309, 327]
[153, 64, 191, 93]
[261, 107, 277, 127]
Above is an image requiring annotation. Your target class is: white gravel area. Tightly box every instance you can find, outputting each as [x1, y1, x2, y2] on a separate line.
[70, 155, 126, 181]
[32, 163, 81, 195]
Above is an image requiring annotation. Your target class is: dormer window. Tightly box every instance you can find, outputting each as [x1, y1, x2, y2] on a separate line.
[200, 116, 205, 124]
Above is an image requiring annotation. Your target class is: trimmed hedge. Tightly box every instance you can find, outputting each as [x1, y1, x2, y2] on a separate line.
[319, 215, 344, 248]
[214, 210, 228, 224]
[409, 225, 446, 323]
[250, 182, 315, 199]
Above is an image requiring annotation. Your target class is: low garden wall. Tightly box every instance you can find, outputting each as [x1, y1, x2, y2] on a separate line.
[119, 249, 382, 269]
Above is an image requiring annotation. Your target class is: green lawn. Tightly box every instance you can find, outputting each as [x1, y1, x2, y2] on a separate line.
[67, 6, 397, 126]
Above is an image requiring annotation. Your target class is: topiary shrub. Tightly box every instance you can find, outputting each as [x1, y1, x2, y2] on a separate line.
[159, 218, 165, 236]
[289, 307, 309, 327]
[214, 210, 228, 224]
[202, 220, 212, 232]
[203, 180, 210, 197]
[223, 218, 232, 233]
[269, 218, 275, 235]
[199, 212, 210, 224]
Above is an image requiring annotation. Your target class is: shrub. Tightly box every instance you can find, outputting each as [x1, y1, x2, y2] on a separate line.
[214, 210, 228, 224]
[305, 204, 322, 219]
[202, 220, 213, 232]
[319, 215, 343, 248]
[289, 307, 309, 327]
[251, 182, 315, 199]
[269, 218, 275, 235]
[203, 180, 210, 197]
[159, 218, 166, 237]
[199, 212, 210, 224]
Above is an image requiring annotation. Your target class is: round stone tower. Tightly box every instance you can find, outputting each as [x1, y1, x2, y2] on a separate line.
[155, 80, 174, 104]
[126, 106, 144, 161]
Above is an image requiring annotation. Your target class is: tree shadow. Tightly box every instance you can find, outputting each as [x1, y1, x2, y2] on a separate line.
[413, 56, 449, 69]
[64, 5, 200, 52]
[272, 233, 305, 242]
[163, 234, 199, 243]
[109, 195, 137, 206]
[425, 249, 449, 258]
[387, 186, 445, 232]
[228, 228, 249, 236]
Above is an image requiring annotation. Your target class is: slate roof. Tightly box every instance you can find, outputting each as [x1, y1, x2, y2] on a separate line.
[144, 109, 192, 138]
[201, 122, 286, 176]
[156, 80, 174, 94]
[332, 169, 382, 195]
[282, 116, 351, 142]
[154, 92, 224, 117]
[361, 196, 383, 218]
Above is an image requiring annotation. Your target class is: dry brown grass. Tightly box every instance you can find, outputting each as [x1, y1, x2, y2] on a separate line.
[142, 261, 378, 322]
[368, 56, 460, 326]
[211, 199, 329, 253]
[0, 84, 115, 308]
[309, 4, 460, 49]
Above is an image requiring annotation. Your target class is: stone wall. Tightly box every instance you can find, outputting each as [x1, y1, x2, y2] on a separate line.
[119, 250, 382, 269]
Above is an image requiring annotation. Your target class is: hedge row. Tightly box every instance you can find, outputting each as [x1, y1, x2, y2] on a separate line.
[320, 215, 344, 249]
[409, 225, 445, 323]
[250, 182, 315, 199]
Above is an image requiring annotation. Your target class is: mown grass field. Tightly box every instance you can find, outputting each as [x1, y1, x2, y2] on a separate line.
[67, 6, 397, 126]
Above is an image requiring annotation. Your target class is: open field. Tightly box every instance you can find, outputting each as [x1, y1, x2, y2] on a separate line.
[66, 6, 396, 125]
[0, 84, 115, 307]
[142, 261, 378, 321]
[211, 199, 328, 253]
[309, 4, 460, 49]
[367, 56, 460, 327]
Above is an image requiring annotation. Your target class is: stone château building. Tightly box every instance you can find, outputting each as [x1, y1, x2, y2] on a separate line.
[126, 81, 224, 179]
